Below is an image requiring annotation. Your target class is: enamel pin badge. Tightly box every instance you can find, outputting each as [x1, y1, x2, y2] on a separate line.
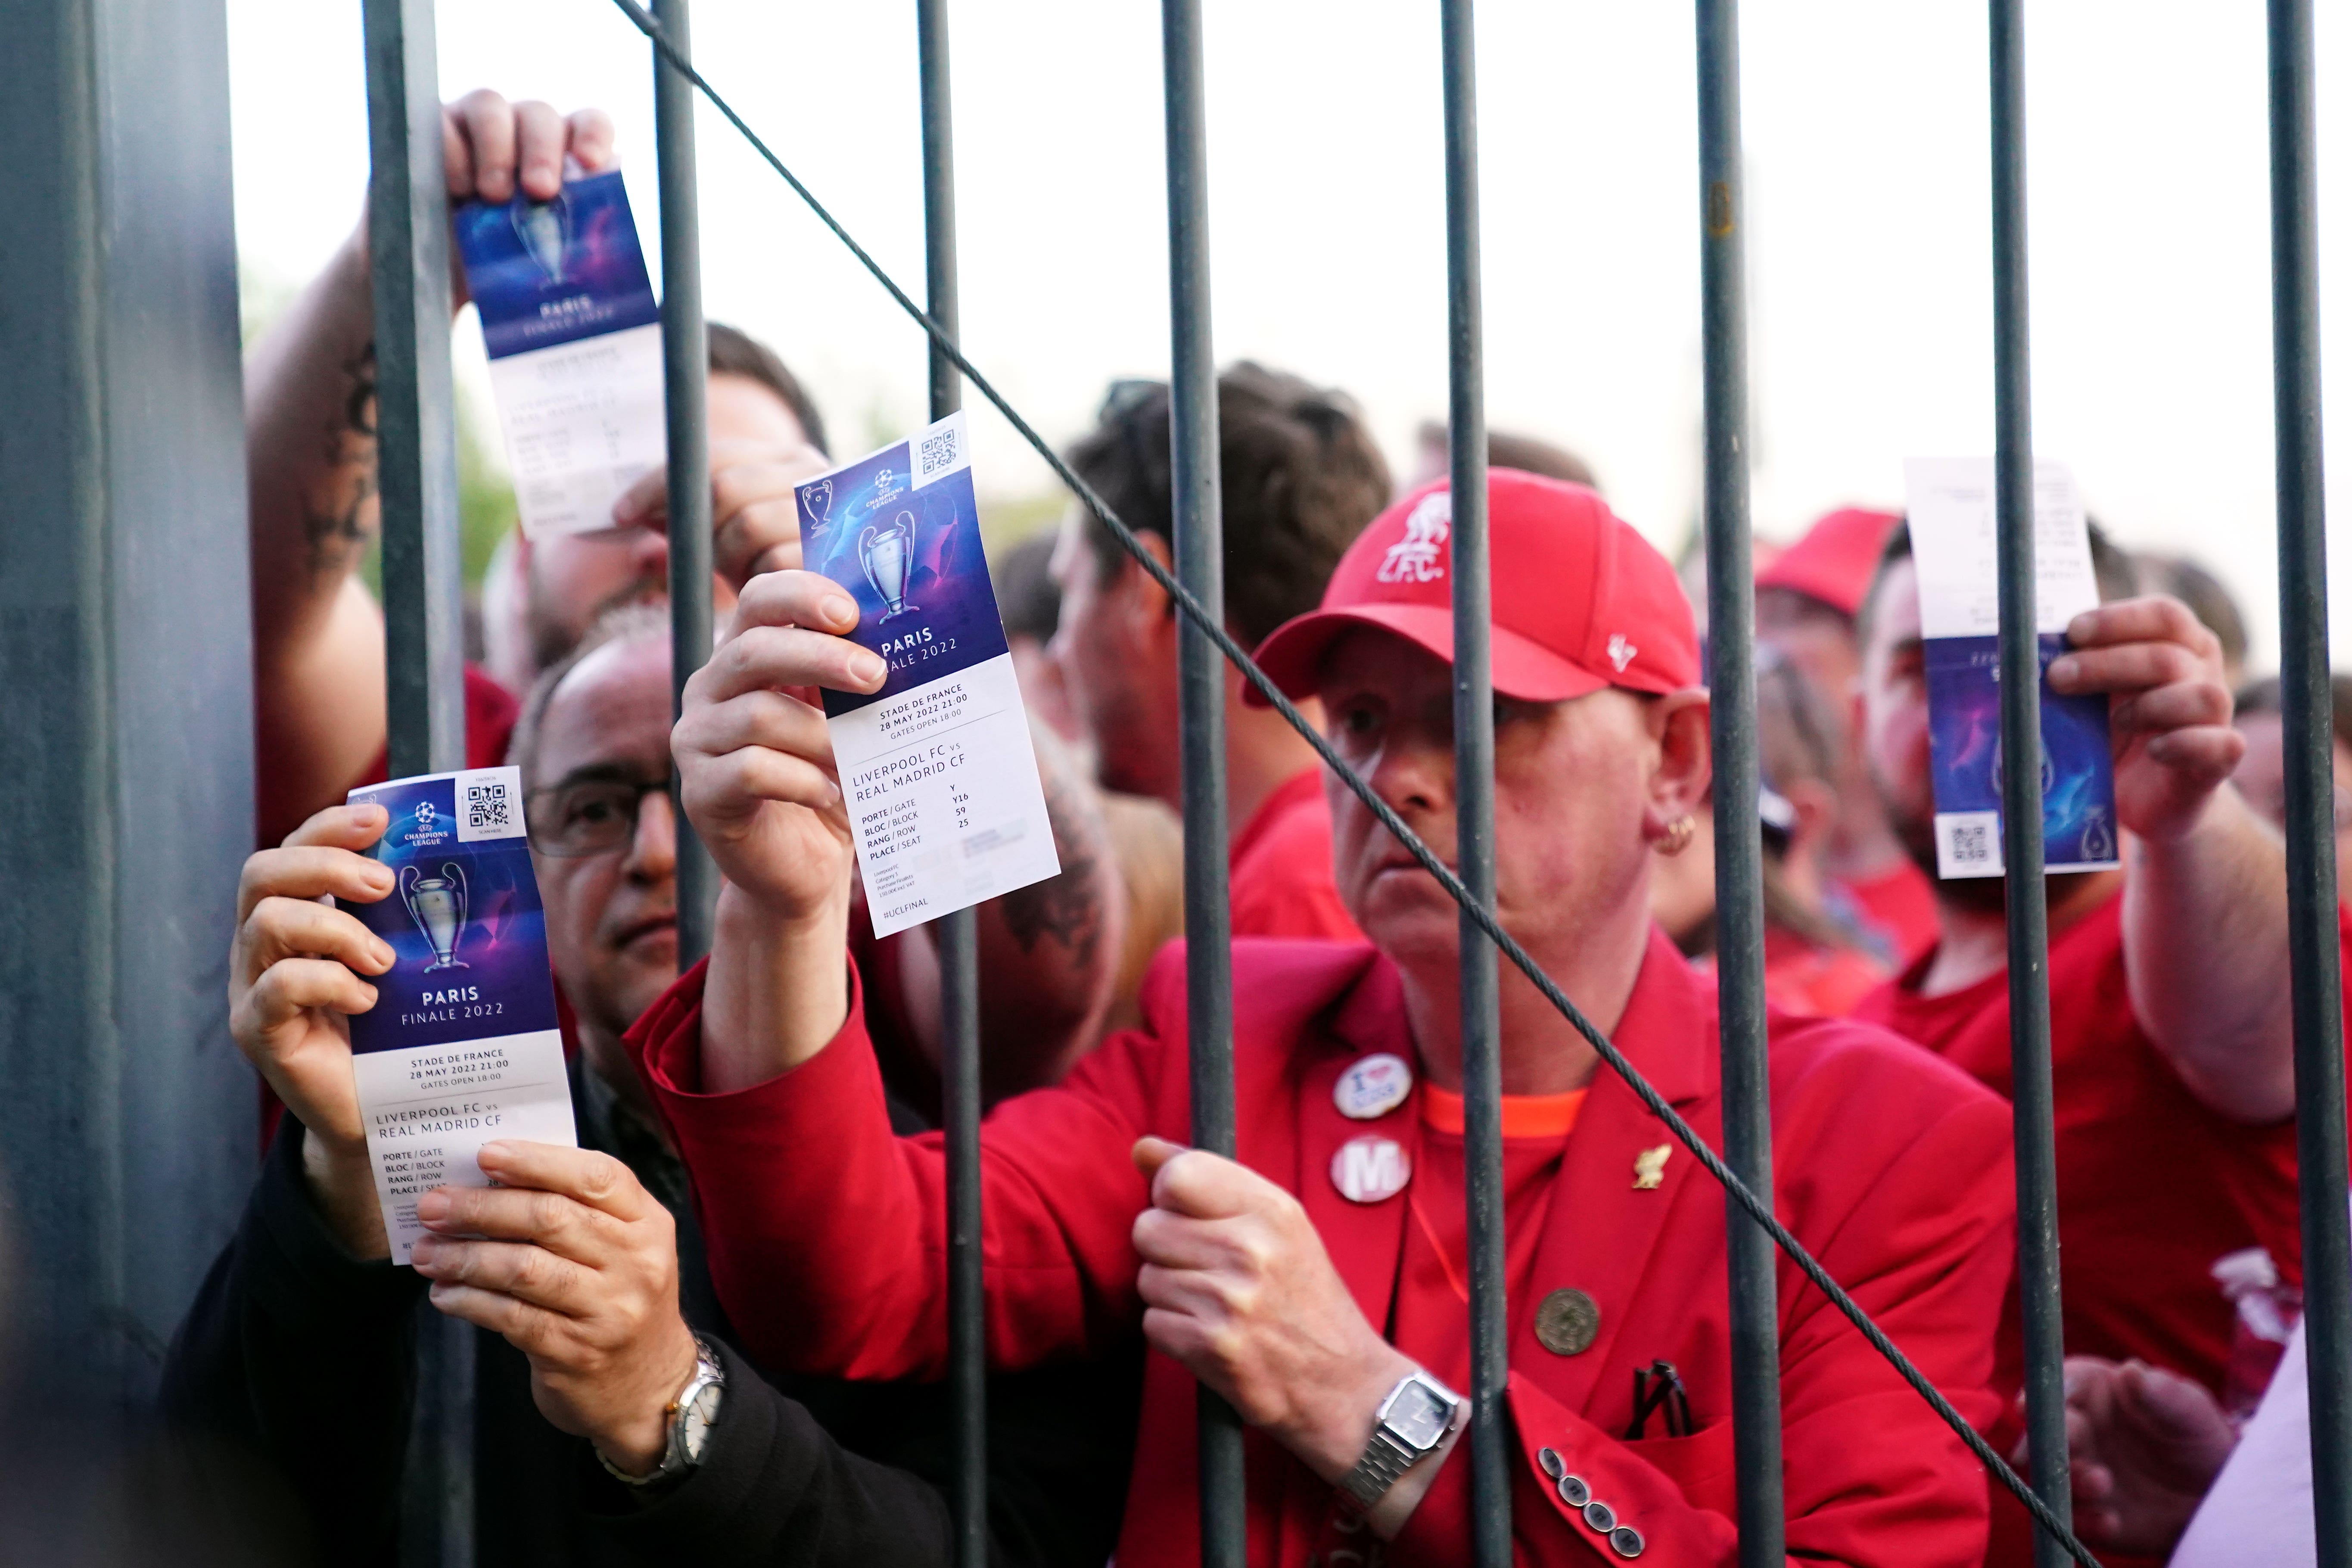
[1333, 1053, 1413, 1120]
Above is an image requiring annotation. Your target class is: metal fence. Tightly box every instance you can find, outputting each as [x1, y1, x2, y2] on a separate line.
[354, 2, 2352, 1565]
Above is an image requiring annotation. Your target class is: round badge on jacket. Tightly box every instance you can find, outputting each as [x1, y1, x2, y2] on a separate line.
[1333, 1052, 1413, 1120]
[1330, 1135, 1412, 1203]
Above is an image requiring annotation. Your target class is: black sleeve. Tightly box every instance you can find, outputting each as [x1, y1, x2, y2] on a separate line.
[583, 1338, 954, 1568]
[158, 1119, 424, 1563]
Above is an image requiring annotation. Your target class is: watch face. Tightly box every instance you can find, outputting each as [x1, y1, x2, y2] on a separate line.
[680, 1380, 723, 1465]
[1384, 1381, 1453, 1450]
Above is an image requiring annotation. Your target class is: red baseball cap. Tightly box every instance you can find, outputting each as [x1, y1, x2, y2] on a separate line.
[1248, 470, 1700, 706]
[1754, 506, 1901, 619]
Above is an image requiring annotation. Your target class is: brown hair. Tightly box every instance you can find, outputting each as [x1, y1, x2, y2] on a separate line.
[2136, 553, 2249, 675]
[1068, 364, 1391, 646]
[1419, 421, 1599, 491]
[2234, 672, 2352, 750]
[707, 321, 830, 459]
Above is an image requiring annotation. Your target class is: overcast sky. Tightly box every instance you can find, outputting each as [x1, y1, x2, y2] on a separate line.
[227, 0, 2352, 669]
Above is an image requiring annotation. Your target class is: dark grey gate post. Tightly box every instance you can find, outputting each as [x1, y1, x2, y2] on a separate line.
[2265, 3, 2352, 1564]
[1692, 3, 1784, 1561]
[0, 0, 255, 1418]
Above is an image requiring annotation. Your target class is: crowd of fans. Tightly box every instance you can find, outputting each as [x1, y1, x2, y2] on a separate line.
[149, 90, 2352, 1567]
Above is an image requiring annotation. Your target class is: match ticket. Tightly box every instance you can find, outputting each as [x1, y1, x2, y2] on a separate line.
[794, 411, 1061, 937]
[454, 168, 666, 538]
[345, 767, 575, 1265]
[1905, 457, 2119, 879]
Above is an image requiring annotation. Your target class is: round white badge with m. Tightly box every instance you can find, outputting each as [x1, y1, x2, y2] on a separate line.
[1331, 1135, 1412, 1204]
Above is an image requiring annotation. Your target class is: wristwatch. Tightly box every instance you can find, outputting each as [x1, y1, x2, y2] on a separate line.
[599, 1335, 727, 1490]
[1338, 1369, 1464, 1513]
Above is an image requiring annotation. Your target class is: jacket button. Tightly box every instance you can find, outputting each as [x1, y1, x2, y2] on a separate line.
[1609, 1525, 1646, 1558]
[1534, 1287, 1600, 1355]
[1537, 1446, 1565, 1479]
[1582, 1500, 1617, 1534]
[1557, 1474, 1591, 1508]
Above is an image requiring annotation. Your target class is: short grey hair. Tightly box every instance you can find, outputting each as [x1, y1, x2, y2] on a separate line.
[507, 602, 674, 788]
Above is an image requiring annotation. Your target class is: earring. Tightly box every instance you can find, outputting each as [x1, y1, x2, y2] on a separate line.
[1656, 815, 1696, 856]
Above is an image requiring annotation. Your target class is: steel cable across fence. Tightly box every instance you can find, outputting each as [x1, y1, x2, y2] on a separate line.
[601, 0, 2114, 1559]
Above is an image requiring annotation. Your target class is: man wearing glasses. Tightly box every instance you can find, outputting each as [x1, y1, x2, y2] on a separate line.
[164, 605, 1135, 1565]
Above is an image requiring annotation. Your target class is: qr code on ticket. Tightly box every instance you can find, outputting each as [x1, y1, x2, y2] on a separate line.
[918, 425, 959, 479]
[466, 778, 513, 833]
[1936, 811, 2001, 878]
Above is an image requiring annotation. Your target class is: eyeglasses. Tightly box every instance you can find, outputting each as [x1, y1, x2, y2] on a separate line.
[525, 774, 675, 858]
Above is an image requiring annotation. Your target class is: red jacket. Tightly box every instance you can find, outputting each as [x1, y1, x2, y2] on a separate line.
[628, 930, 2016, 1566]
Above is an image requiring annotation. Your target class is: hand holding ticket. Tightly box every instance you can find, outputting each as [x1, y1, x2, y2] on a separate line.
[1905, 457, 2120, 878]
[342, 767, 576, 1264]
[455, 169, 666, 538]
[787, 412, 1061, 936]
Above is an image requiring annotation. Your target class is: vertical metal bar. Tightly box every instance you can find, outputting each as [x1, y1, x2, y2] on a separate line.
[0, 0, 254, 1422]
[1987, 4, 2070, 1562]
[2267, 4, 2352, 1562]
[1159, 3, 1240, 1564]
[916, 4, 987, 1566]
[1693, 3, 1784, 1561]
[362, 1, 473, 1562]
[1437, 4, 1505, 1565]
[653, 0, 718, 967]
[364, 0, 463, 781]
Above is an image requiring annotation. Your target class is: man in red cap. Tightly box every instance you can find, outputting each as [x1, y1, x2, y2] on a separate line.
[1756, 507, 1941, 963]
[625, 471, 2017, 1564]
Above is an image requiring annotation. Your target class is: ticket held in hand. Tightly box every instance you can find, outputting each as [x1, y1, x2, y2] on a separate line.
[344, 767, 576, 1265]
[1905, 456, 2120, 880]
[454, 168, 666, 538]
[794, 412, 1061, 936]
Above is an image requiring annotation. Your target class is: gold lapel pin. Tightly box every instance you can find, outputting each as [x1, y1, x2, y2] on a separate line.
[1632, 1144, 1672, 1190]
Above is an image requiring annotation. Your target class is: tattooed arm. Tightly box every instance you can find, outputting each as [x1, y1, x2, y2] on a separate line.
[248, 233, 392, 847]
[247, 93, 615, 847]
[892, 719, 1125, 1101]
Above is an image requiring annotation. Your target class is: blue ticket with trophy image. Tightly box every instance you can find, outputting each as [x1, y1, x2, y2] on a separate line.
[794, 411, 1061, 937]
[1905, 457, 2120, 879]
[454, 168, 666, 538]
[345, 767, 576, 1265]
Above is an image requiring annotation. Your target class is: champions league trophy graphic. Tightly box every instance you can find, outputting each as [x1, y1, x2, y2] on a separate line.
[859, 508, 921, 623]
[513, 194, 573, 285]
[401, 862, 472, 974]
[803, 477, 833, 532]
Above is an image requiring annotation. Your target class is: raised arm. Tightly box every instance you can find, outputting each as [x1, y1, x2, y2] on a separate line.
[2050, 596, 2306, 1123]
[248, 92, 613, 845]
[651, 569, 1157, 1379]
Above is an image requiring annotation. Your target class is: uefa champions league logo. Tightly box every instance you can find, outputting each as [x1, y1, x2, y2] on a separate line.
[415, 802, 437, 830]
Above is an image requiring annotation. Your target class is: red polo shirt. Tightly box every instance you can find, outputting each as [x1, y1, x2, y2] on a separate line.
[1227, 769, 1361, 942]
[1857, 888, 2327, 1412]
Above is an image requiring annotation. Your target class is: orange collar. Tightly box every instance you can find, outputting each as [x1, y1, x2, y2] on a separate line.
[1420, 1083, 1588, 1140]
